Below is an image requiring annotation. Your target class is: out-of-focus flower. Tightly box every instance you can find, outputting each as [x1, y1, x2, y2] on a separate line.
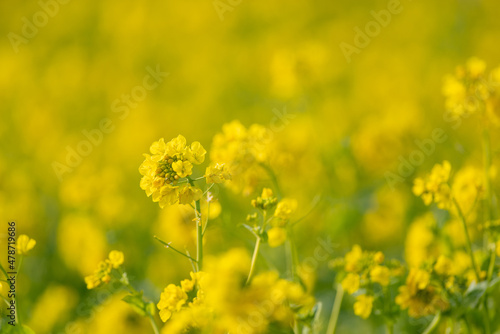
[344, 245, 363, 273]
[370, 265, 390, 286]
[341, 273, 360, 294]
[205, 163, 231, 184]
[413, 161, 452, 209]
[434, 255, 453, 276]
[267, 227, 287, 248]
[178, 185, 203, 205]
[354, 294, 373, 319]
[17, 234, 36, 255]
[395, 268, 448, 318]
[251, 188, 278, 210]
[108, 250, 124, 268]
[29, 285, 78, 333]
[210, 121, 276, 195]
[157, 284, 188, 322]
[274, 198, 298, 221]
[84, 250, 125, 289]
[443, 57, 500, 125]
[452, 166, 483, 217]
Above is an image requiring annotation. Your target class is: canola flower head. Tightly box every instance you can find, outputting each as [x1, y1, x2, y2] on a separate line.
[210, 120, 280, 195]
[443, 57, 500, 125]
[354, 294, 373, 319]
[370, 265, 391, 287]
[84, 250, 125, 289]
[274, 198, 298, 221]
[205, 163, 231, 184]
[17, 234, 36, 255]
[251, 188, 278, 210]
[139, 135, 207, 208]
[108, 250, 124, 268]
[413, 161, 452, 209]
[267, 227, 287, 248]
[395, 268, 448, 318]
[341, 273, 360, 294]
[434, 255, 453, 276]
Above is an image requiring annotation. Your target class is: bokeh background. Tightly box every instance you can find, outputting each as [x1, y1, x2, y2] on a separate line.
[1, 0, 500, 332]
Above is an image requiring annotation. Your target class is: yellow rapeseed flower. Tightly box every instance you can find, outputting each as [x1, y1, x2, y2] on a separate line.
[274, 198, 298, 220]
[341, 273, 360, 294]
[353, 294, 373, 319]
[17, 234, 36, 255]
[157, 284, 188, 322]
[434, 255, 452, 276]
[139, 135, 206, 208]
[370, 265, 390, 286]
[108, 250, 124, 268]
[267, 227, 287, 248]
[204, 163, 231, 184]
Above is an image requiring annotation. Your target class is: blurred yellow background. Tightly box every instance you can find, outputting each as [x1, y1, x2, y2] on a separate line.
[1, 0, 500, 332]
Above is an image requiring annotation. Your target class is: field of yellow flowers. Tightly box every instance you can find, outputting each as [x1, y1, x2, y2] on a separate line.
[2, 0, 500, 333]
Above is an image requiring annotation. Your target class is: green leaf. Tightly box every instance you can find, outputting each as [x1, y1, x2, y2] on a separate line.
[463, 281, 487, 309]
[146, 302, 156, 317]
[122, 292, 147, 317]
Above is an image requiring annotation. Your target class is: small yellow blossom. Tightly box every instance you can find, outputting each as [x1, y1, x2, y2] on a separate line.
[17, 234, 36, 255]
[267, 227, 287, 248]
[496, 241, 500, 258]
[374, 252, 384, 264]
[466, 57, 486, 78]
[413, 161, 452, 209]
[274, 199, 298, 220]
[251, 188, 278, 210]
[370, 265, 390, 286]
[84, 250, 124, 289]
[157, 284, 188, 322]
[205, 163, 231, 184]
[345, 245, 363, 272]
[434, 255, 452, 276]
[172, 160, 193, 178]
[396, 268, 448, 318]
[261, 188, 274, 199]
[353, 294, 373, 319]
[178, 186, 203, 205]
[108, 251, 124, 268]
[341, 273, 360, 294]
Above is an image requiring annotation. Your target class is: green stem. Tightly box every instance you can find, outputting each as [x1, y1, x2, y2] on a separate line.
[246, 237, 261, 284]
[154, 236, 198, 263]
[464, 315, 473, 334]
[482, 129, 493, 247]
[482, 298, 491, 334]
[195, 199, 203, 271]
[423, 312, 441, 334]
[148, 314, 160, 334]
[453, 198, 480, 280]
[0, 262, 8, 279]
[326, 283, 344, 334]
[287, 228, 300, 282]
[188, 177, 203, 271]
